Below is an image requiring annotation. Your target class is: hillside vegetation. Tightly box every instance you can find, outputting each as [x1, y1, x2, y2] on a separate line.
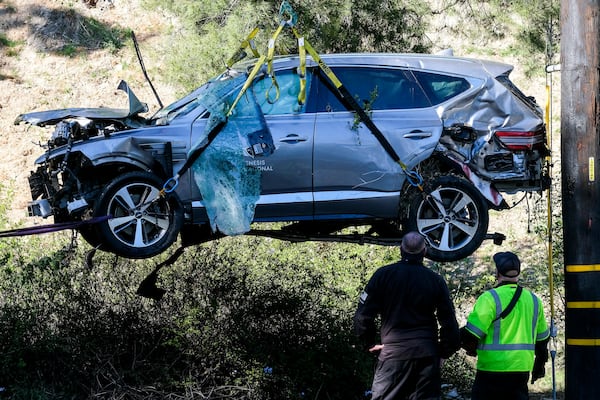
[0, 0, 563, 399]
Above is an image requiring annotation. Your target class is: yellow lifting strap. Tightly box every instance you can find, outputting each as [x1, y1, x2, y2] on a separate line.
[264, 1, 298, 104]
[265, 23, 285, 104]
[227, 0, 299, 115]
[226, 20, 286, 116]
[297, 35, 307, 106]
[226, 53, 266, 117]
[291, 27, 342, 88]
[289, 27, 422, 189]
[225, 1, 423, 190]
[226, 27, 261, 69]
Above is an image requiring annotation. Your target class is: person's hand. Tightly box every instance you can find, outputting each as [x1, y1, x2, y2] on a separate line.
[460, 326, 478, 357]
[368, 344, 384, 353]
[531, 357, 546, 384]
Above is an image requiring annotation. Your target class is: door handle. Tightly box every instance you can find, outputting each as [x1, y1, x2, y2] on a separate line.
[279, 134, 308, 143]
[403, 130, 432, 139]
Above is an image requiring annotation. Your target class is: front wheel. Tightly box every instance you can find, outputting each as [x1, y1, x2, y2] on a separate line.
[90, 171, 183, 259]
[407, 176, 489, 262]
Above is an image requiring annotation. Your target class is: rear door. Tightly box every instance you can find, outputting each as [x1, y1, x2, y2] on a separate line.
[312, 66, 443, 219]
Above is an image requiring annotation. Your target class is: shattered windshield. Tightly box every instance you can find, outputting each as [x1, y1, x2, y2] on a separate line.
[152, 70, 246, 124]
[190, 69, 275, 236]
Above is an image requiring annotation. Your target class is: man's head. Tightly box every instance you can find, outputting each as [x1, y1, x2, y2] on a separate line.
[401, 231, 426, 261]
[493, 251, 521, 279]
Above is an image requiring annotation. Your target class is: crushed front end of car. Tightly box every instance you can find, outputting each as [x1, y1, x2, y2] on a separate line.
[18, 81, 151, 221]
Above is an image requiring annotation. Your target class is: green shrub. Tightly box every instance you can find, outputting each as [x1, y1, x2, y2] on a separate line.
[0, 233, 398, 398]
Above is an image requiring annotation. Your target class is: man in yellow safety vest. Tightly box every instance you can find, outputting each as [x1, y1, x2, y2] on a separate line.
[461, 251, 550, 400]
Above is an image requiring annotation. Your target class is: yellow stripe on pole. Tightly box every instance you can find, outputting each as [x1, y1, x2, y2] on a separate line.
[567, 339, 600, 346]
[567, 301, 600, 308]
[566, 265, 600, 273]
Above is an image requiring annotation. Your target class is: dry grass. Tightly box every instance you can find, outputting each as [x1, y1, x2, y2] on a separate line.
[0, 0, 177, 221]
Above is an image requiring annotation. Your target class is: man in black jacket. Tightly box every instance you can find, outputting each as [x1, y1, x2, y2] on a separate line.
[353, 231, 460, 400]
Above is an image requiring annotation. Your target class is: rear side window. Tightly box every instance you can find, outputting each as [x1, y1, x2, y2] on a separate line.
[315, 67, 431, 112]
[413, 71, 471, 105]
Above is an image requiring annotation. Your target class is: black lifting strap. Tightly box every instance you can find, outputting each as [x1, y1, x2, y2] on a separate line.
[161, 119, 228, 194]
[493, 285, 523, 322]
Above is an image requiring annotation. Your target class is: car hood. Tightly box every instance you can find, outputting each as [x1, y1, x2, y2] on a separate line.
[14, 107, 134, 127]
[14, 80, 148, 127]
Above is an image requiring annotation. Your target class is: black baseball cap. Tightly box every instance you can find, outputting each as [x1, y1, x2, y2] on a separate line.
[493, 251, 521, 277]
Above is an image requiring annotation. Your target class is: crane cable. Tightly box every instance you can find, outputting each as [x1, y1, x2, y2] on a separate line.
[544, 11, 559, 400]
[545, 67, 557, 400]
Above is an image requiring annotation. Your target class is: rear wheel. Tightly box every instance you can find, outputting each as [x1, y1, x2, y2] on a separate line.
[90, 171, 183, 259]
[407, 176, 488, 262]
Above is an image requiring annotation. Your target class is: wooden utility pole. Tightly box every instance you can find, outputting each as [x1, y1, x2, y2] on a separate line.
[561, 0, 600, 398]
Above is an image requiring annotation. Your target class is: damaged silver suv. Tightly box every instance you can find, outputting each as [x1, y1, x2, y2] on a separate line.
[16, 53, 549, 261]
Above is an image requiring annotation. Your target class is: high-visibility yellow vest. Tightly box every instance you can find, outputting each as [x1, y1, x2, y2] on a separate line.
[465, 283, 550, 372]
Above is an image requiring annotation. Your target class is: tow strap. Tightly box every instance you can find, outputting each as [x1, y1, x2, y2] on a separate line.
[291, 27, 424, 189]
[157, 10, 289, 195]
[226, 27, 261, 68]
[161, 119, 228, 194]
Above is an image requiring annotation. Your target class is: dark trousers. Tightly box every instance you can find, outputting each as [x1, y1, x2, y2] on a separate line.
[371, 356, 440, 400]
[471, 370, 529, 400]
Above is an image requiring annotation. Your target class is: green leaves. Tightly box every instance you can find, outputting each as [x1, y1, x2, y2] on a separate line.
[145, 0, 431, 91]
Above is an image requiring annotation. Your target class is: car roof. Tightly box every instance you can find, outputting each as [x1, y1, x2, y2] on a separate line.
[254, 52, 513, 79]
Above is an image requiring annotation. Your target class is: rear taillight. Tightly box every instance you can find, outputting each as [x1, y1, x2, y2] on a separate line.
[495, 130, 547, 151]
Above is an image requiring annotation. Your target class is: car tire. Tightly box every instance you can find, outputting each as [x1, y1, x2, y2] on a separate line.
[407, 175, 489, 262]
[91, 171, 183, 259]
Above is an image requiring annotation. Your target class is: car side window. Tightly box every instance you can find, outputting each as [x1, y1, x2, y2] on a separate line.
[314, 67, 431, 112]
[252, 69, 312, 115]
[412, 71, 471, 105]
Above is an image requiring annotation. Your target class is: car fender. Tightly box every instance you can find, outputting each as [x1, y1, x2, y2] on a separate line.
[82, 137, 158, 170]
[37, 136, 169, 177]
